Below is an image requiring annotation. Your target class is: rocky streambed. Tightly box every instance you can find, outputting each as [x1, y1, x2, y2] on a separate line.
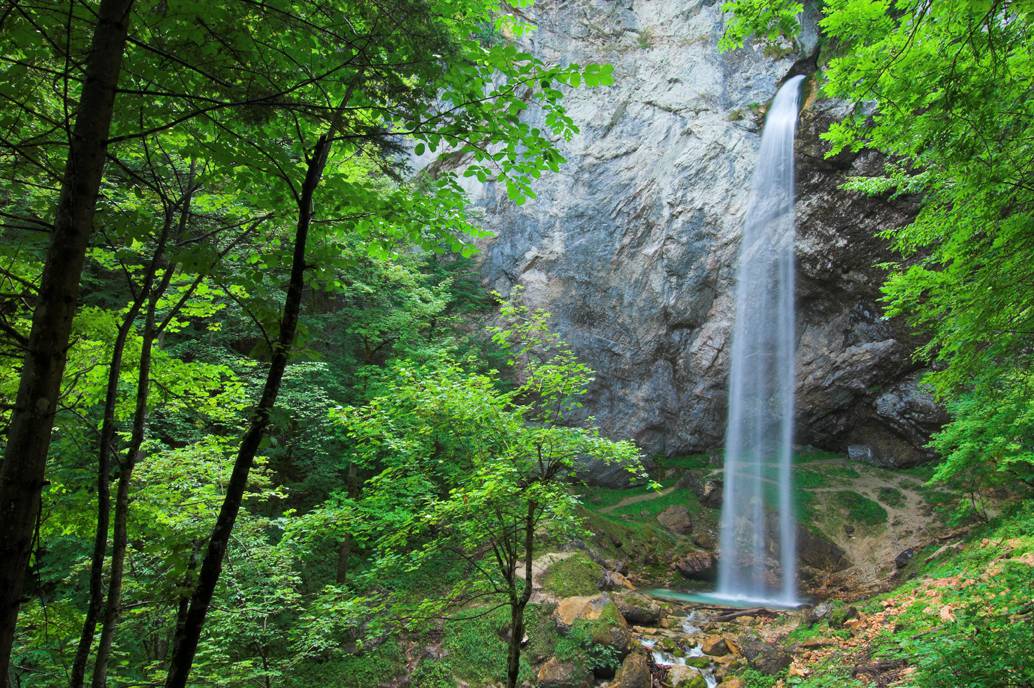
[535, 587, 807, 688]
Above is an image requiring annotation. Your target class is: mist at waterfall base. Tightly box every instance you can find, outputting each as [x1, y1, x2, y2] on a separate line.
[712, 75, 806, 608]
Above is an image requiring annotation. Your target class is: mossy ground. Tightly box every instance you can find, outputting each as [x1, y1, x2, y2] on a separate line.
[542, 552, 604, 597]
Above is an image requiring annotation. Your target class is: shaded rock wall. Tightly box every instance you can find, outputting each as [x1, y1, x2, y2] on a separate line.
[472, 0, 943, 470]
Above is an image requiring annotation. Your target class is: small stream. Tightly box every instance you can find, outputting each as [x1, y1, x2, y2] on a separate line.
[636, 611, 717, 688]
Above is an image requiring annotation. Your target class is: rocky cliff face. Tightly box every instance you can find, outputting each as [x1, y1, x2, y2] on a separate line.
[472, 0, 944, 470]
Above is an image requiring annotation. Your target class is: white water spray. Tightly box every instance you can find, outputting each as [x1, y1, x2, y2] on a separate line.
[716, 75, 805, 606]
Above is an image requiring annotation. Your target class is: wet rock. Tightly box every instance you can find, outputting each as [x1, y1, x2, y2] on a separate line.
[658, 505, 694, 535]
[737, 636, 792, 674]
[612, 651, 652, 688]
[692, 531, 716, 550]
[537, 656, 592, 688]
[666, 665, 709, 688]
[701, 635, 729, 656]
[673, 550, 716, 581]
[613, 591, 663, 626]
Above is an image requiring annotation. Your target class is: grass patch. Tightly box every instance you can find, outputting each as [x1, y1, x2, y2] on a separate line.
[611, 487, 701, 520]
[441, 605, 535, 685]
[579, 483, 654, 511]
[657, 453, 711, 471]
[816, 463, 861, 480]
[542, 552, 603, 597]
[834, 491, 888, 526]
[877, 486, 906, 508]
[794, 448, 845, 463]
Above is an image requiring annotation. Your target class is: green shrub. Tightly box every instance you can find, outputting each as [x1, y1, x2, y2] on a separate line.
[907, 564, 1034, 688]
[409, 659, 455, 688]
[288, 639, 406, 688]
[442, 608, 513, 684]
[555, 619, 621, 673]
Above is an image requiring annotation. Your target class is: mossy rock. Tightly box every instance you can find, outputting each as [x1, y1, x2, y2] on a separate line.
[537, 656, 593, 688]
[543, 553, 604, 597]
[684, 656, 713, 669]
[612, 651, 651, 688]
[612, 591, 662, 626]
[666, 664, 708, 688]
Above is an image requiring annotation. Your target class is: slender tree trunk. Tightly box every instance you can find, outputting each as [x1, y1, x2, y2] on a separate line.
[0, 1, 133, 681]
[70, 214, 172, 688]
[91, 163, 195, 688]
[168, 544, 199, 662]
[91, 276, 170, 687]
[163, 134, 334, 688]
[506, 503, 536, 688]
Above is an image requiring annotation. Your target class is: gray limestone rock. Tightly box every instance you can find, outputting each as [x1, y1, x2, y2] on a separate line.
[467, 0, 943, 479]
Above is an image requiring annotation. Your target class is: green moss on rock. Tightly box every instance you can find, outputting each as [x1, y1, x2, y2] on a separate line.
[543, 553, 604, 597]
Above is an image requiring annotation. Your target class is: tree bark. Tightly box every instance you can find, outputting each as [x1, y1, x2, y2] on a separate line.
[91, 266, 177, 687]
[91, 162, 195, 688]
[0, 1, 134, 682]
[163, 133, 334, 688]
[506, 502, 536, 688]
[70, 212, 173, 688]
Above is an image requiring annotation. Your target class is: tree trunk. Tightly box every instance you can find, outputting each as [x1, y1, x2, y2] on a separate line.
[91, 162, 195, 688]
[0, 1, 134, 682]
[163, 134, 334, 688]
[70, 213, 172, 688]
[507, 503, 536, 688]
[91, 269, 176, 687]
[506, 602, 526, 688]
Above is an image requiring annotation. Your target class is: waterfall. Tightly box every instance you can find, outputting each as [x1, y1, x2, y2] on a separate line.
[716, 75, 805, 606]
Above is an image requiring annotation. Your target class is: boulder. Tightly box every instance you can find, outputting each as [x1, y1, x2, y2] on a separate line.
[805, 601, 833, 624]
[536, 656, 592, 688]
[673, 550, 715, 581]
[692, 531, 716, 550]
[701, 635, 729, 656]
[553, 594, 631, 654]
[894, 547, 916, 569]
[700, 480, 724, 509]
[613, 591, 663, 626]
[737, 636, 792, 674]
[666, 665, 708, 688]
[612, 652, 652, 688]
[658, 505, 694, 535]
[719, 679, 746, 688]
[604, 569, 636, 591]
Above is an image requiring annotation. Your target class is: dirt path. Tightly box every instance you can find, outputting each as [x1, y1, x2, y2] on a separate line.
[599, 485, 676, 514]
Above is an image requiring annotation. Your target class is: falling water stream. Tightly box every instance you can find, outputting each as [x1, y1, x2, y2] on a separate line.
[715, 75, 805, 606]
